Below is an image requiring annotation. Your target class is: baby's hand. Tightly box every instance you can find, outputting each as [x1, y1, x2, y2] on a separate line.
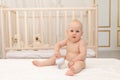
[68, 61, 74, 68]
[54, 52, 61, 58]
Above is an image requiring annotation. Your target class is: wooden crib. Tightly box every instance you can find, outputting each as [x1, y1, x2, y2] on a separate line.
[0, 5, 98, 58]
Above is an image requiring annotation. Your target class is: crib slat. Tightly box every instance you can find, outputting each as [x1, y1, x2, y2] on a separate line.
[80, 11, 87, 41]
[32, 11, 35, 43]
[24, 11, 28, 47]
[56, 10, 59, 42]
[8, 11, 12, 48]
[80, 11, 83, 24]
[48, 11, 52, 44]
[64, 11, 67, 38]
[16, 11, 20, 48]
[95, 7, 98, 57]
[88, 10, 92, 46]
[72, 10, 75, 20]
[0, 9, 6, 58]
[40, 11, 44, 43]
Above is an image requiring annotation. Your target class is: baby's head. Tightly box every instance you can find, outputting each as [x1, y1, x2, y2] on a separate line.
[68, 19, 82, 31]
[66, 20, 83, 42]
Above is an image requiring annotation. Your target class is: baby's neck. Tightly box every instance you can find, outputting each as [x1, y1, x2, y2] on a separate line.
[68, 38, 81, 43]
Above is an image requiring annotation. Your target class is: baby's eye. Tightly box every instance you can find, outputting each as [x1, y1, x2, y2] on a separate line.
[76, 30, 80, 33]
[70, 30, 74, 32]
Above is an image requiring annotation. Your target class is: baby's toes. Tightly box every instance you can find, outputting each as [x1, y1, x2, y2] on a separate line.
[32, 61, 40, 67]
[66, 70, 74, 76]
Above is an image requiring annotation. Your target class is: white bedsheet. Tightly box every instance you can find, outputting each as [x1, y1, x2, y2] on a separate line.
[6, 49, 95, 58]
[0, 58, 120, 80]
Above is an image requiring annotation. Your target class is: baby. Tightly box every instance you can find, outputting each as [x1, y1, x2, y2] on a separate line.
[32, 19, 87, 76]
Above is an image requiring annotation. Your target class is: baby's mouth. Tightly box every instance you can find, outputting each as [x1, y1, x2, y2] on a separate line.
[72, 36, 76, 38]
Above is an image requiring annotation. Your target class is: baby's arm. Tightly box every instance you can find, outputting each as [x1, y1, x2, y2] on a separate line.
[54, 39, 67, 58]
[73, 40, 87, 61]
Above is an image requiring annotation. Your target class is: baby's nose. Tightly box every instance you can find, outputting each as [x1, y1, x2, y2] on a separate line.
[72, 31, 76, 34]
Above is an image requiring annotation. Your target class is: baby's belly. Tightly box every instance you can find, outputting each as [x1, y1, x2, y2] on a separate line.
[66, 53, 79, 61]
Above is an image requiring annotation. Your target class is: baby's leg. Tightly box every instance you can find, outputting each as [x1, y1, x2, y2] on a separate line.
[66, 61, 85, 76]
[32, 56, 56, 67]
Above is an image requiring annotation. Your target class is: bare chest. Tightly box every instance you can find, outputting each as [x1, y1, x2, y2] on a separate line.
[66, 42, 80, 53]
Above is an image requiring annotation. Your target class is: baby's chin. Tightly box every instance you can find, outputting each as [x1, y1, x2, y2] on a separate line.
[69, 38, 80, 43]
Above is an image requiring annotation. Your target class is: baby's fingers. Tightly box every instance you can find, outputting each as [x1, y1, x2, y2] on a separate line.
[54, 53, 61, 58]
[68, 61, 74, 68]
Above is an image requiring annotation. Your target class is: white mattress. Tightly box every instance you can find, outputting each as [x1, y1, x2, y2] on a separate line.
[6, 49, 95, 58]
[0, 58, 120, 80]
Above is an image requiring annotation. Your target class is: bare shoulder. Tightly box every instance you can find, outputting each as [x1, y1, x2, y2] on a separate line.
[58, 38, 68, 46]
[60, 38, 67, 43]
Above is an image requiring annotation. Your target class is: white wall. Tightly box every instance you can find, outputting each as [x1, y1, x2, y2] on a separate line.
[0, 0, 94, 8]
[96, 0, 120, 51]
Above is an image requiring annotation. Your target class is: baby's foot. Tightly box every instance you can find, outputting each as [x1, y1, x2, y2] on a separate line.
[66, 70, 74, 76]
[32, 60, 43, 67]
[66, 67, 75, 76]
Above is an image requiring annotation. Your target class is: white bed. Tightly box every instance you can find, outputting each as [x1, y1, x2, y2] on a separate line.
[0, 58, 120, 80]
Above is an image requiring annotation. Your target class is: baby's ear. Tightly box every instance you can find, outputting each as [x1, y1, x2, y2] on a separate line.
[66, 29, 69, 33]
[81, 32, 83, 35]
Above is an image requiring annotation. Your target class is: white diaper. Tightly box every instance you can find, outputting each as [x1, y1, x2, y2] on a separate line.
[56, 58, 69, 69]
[58, 60, 68, 69]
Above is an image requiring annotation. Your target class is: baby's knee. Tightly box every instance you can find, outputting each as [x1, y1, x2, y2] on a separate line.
[74, 61, 85, 69]
[76, 60, 85, 65]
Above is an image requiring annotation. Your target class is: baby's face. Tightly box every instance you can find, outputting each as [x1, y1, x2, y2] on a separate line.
[67, 21, 82, 43]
